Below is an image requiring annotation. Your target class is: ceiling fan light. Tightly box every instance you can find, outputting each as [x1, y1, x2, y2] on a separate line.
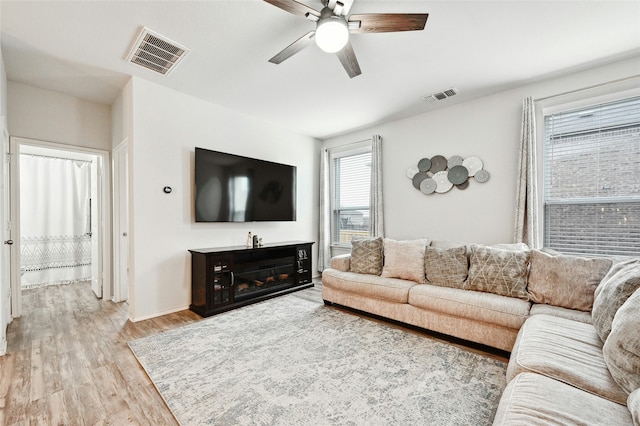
[315, 16, 349, 53]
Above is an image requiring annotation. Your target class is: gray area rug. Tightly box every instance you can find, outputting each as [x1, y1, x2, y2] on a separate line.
[128, 290, 507, 425]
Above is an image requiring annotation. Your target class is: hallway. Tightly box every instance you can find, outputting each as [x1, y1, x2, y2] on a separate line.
[0, 282, 199, 425]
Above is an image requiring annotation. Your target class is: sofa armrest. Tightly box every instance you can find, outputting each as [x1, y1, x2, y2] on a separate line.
[330, 254, 351, 272]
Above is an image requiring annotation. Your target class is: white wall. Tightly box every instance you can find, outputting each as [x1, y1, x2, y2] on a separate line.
[323, 55, 640, 246]
[7, 81, 111, 150]
[0, 45, 10, 355]
[128, 77, 320, 321]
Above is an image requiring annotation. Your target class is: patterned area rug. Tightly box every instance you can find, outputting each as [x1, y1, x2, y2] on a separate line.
[128, 290, 507, 425]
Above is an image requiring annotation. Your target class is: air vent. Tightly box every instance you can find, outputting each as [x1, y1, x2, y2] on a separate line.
[423, 87, 458, 103]
[126, 28, 189, 75]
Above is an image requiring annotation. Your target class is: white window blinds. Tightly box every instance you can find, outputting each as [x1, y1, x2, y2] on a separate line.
[543, 95, 640, 257]
[331, 148, 371, 245]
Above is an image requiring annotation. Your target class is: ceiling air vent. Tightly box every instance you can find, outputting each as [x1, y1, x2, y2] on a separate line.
[126, 27, 189, 75]
[423, 87, 458, 103]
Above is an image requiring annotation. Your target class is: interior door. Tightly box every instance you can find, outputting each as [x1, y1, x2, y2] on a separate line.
[1, 123, 12, 335]
[113, 142, 129, 302]
[90, 156, 102, 298]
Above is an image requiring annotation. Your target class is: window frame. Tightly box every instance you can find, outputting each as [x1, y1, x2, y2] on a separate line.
[329, 141, 372, 248]
[540, 91, 640, 257]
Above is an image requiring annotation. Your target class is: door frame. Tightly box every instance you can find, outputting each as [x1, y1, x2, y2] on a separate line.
[112, 139, 129, 303]
[9, 137, 112, 317]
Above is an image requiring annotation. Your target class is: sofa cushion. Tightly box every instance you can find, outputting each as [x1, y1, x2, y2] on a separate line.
[529, 303, 592, 324]
[430, 240, 470, 249]
[528, 250, 612, 312]
[429, 240, 529, 251]
[493, 372, 633, 426]
[424, 246, 468, 289]
[592, 258, 640, 342]
[507, 314, 627, 404]
[629, 388, 640, 426]
[408, 284, 530, 329]
[603, 288, 640, 395]
[380, 238, 429, 284]
[465, 245, 530, 300]
[350, 236, 383, 275]
[322, 269, 416, 304]
[329, 254, 351, 272]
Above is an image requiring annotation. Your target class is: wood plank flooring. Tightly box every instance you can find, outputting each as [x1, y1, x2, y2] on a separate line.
[0, 282, 201, 425]
[0, 281, 506, 425]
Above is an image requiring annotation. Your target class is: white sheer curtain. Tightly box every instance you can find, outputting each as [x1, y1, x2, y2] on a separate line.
[514, 97, 540, 248]
[369, 135, 384, 238]
[20, 155, 92, 288]
[317, 147, 332, 272]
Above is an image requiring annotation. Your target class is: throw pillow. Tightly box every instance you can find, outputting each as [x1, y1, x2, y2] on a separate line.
[592, 258, 640, 342]
[628, 388, 640, 426]
[380, 238, 430, 284]
[603, 288, 640, 395]
[528, 250, 612, 312]
[424, 246, 468, 289]
[465, 244, 530, 300]
[350, 236, 384, 275]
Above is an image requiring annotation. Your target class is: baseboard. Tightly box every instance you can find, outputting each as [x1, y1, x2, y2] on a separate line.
[0, 337, 7, 357]
[129, 305, 190, 323]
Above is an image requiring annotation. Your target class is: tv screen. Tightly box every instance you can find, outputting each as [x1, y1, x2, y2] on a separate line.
[194, 147, 297, 222]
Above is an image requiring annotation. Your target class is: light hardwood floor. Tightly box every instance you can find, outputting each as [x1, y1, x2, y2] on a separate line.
[0, 281, 507, 425]
[0, 282, 201, 425]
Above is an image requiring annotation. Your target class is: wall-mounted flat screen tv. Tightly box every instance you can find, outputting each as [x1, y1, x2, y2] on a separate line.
[194, 147, 297, 222]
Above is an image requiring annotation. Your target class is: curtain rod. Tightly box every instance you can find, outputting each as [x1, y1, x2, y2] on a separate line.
[20, 152, 93, 164]
[534, 74, 640, 102]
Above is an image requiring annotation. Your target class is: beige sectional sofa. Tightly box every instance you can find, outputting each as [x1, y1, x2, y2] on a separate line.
[321, 237, 640, 425]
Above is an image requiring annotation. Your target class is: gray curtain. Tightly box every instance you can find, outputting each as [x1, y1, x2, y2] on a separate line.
[369, 135, 384, 238]
[514, 97, 540, 248]
[317, 148, 331, 272]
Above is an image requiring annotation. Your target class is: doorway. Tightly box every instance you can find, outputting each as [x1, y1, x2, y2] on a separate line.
[9, 137, 111, 318]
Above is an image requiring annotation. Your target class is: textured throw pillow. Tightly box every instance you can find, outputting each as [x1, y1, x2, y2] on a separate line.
[380, 238, 429, 284]
[592, 259, 640, 342]
[465, 244, 530, 300]
[603, 288, 640, 395]
[528, 250, 612, 312]
[350, 236, 384, 275]
[424, 246, 468, 289]
[628, 388, 640, 426]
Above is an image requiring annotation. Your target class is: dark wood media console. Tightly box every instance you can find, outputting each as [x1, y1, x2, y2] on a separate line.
[189, 241, 314, 317]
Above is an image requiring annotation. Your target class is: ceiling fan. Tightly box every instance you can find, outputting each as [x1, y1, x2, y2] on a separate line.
[264, 0, 428, 78]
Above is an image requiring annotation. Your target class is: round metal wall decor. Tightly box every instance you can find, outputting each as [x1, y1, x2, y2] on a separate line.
[475, 169, 491, 183]
[429, 155, 448, 173]
[447, 165, 469, 185]
[406, 166, 419, 179]
[412, 172, 429, 189]
[417, 158, 431, 172]
[419, 178, 437, 194]
[447, 155, 464, 168]
[462, 156, 483, 177]
[407, 154, 491, 196]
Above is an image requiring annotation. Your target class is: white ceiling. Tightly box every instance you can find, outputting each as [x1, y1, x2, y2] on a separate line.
[1, 1, 640, 139]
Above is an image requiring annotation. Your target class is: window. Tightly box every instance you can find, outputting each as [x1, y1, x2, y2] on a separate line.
[330, 145, 371, 245]
[543, 95, 640, 257]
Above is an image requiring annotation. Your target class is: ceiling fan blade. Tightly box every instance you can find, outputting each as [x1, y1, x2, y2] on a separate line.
[348, 13, 428, 34]
[336, 41, 361, 78]
[269, 31, 315, 64]
[263, 0, 320, 19]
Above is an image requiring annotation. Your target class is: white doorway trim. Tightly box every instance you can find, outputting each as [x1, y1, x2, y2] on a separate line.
[112, 139, 129, 303]
[9, 137, 112, 317]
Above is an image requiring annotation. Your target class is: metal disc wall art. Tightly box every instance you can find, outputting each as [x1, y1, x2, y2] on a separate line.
[405, 154, 491, 196]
